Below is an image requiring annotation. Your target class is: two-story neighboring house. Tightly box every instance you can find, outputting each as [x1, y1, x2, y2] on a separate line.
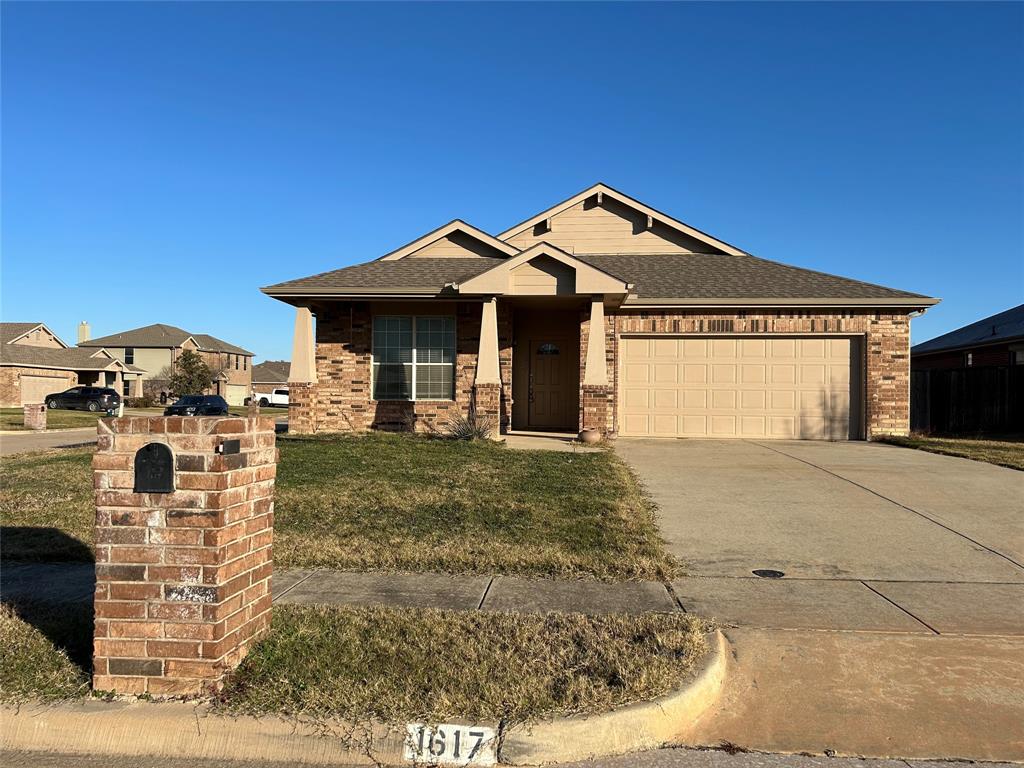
[0, 322, 145, 407]
[77, 323, 254, 404]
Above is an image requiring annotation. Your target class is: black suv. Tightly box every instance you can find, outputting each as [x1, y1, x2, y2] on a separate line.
[45, 386, 121, 412]
[163, 395, 229, 416]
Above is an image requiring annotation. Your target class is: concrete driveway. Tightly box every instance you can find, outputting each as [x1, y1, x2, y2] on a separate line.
[616, 438, 1024, 761]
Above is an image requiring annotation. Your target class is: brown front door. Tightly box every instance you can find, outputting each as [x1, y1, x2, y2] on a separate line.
[528, 338, 572, 429]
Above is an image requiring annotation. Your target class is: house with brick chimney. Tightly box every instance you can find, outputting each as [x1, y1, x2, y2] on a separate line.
[78, 323, 254, 405]
[263, 183, 938, 440]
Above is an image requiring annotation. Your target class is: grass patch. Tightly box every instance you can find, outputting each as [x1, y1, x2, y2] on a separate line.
[880, 434, 1024, 471]
[0, 407, 105, 431]
[218, 604, 707, 723]
[0, 601, 92, 703]
[0, 433, 676, 580]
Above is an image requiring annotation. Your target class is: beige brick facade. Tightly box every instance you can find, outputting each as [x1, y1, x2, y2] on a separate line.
[92, 416, 277, 695]
[0, 366, 78, 408]
[288, 304, 911, 440]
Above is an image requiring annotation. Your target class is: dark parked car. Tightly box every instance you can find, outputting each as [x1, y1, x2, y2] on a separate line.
[163, 395, 229, 416]
[45, 386, 121, 412]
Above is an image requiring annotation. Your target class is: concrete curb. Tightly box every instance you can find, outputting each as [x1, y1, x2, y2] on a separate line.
[500, 629, 728, 764]
[0, 630, 727, 765]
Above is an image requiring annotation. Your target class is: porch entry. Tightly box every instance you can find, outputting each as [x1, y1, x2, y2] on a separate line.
[512, 309, 580, 431]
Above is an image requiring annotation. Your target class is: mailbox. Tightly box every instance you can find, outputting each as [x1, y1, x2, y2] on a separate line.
[134, 443, 174, 493]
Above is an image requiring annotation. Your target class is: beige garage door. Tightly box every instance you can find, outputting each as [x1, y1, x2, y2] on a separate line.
[21, 375, 69, 405]
[619, 336, 861, 440]
[224, 384, 248, 406]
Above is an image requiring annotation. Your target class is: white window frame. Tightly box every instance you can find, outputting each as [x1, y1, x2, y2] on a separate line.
[371, 315, 456, 402]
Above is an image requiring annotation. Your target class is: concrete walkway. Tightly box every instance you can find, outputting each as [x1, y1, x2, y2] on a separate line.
[615, 438, 1024, 762]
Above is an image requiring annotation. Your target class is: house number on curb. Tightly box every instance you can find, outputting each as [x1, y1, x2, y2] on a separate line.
[403, 723, 497, 766]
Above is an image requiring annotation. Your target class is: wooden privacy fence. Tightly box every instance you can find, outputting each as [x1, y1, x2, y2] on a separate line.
[911, 365, 1024, 435]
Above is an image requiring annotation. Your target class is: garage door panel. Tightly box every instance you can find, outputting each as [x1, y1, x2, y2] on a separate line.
[21, 375, 69, 405]
[619, 335, 860, 440]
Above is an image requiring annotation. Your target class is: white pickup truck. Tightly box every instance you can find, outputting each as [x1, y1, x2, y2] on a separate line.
[252, 388, 289, 408]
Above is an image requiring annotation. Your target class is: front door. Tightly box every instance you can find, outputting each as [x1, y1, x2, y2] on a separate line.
[528, 338, 572, 429]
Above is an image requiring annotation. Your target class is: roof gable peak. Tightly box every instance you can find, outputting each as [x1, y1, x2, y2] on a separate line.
[378, 219, 520, 261]
[497, 182, 748, 256]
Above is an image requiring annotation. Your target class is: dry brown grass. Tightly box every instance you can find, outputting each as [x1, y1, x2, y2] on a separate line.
[218, 604, 708, 724]
[880, 434, 1024, 471]
[0, 602, 91, 703]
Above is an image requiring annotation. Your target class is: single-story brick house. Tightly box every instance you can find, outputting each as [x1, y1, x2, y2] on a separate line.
[251, 360, 290, 397]
[0, 322, 146, 407]
[912, 304, 1024, 370]
[263, 183, 938, 440]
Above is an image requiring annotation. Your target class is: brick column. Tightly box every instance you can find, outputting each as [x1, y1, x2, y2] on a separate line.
[473, 382, 501, 435]
[92, 416, 277, 696]
[581, 385, 612, 436]
[23, 403, 46, 430]
[287, 381, 317, 434]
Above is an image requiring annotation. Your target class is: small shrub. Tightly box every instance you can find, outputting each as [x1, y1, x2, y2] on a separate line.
[125, 395, 157, 408]
[444, 413, 495, 441]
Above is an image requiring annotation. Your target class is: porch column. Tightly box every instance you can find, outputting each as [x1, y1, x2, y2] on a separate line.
[583, 297, 607, 385]
[476, 297, 501, 385]
[288, 306, 318, 434]
[474, 297, 502, 435]
[582, 297, 612, 436]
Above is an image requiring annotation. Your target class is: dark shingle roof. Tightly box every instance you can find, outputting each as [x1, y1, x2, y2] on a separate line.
[263, 253, 930, 303]
[0, 322, 50, 345]
[912, 304, 1024, 355]
[252, 360, 290, 383]
[262, 258, 505, 294]
[577, 253, 929, 301]
[80, 323, 253, 355]
[0, 344, 137, 372]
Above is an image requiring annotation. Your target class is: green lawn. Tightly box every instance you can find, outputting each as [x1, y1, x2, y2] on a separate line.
[0, 433, 676, 580]
[880, 434, 1024, 471]
[0, 407, 106, 431]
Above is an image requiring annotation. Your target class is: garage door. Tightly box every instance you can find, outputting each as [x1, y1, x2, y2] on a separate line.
[619, 336, 861, 440]
[21, 375, 69, 405]
[224, 384, 248, 406]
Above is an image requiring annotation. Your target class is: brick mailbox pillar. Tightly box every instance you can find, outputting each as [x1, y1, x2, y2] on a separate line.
[23, 403, 46, 430]
[92, 416, 277, 695]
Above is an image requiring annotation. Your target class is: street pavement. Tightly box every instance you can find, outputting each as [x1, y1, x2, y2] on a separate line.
[5, 747, 1016, 767]
[0, 427, 97, 455]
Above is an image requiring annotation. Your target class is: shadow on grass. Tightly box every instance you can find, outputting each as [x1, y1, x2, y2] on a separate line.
[2, 598, 94, 675]
[1, 526, 94, 563]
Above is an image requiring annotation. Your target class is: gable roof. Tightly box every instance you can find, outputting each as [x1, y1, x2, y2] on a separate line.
[378, 220, 520, 261]
[0, 343, 143, 372]
[456, 242, 632, 295]
[261, 184, 937, 308]
[497, 182, 748, 256]
[252, 360, 290, 383]
[0, 322, 68, 347]
[79, 324, 253, 355]
[912, 304, 1024, 355]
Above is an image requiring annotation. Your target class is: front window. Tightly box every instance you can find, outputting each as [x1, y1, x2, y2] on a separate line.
[124, 347, 134, 364]
[123, 380, 130, 396]
[372, 315, 455, 400]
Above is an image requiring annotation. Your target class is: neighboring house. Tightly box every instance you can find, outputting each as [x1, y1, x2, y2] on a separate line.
[263, 183, 938, 440]
[251, 360, 290, 396]
[78, 323, 254, 405]
[909, 304, 1023, 437]
[911, 304, 1024, 370]
[0, 322, 144, 407]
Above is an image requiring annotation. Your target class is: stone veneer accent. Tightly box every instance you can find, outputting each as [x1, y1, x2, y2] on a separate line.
[92, 416, 277, 695]
[23, 402, 46, 430]
[289, 305, 912, 440]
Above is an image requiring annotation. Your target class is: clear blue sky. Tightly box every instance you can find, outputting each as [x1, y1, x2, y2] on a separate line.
[3, 1, 1022, 361]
